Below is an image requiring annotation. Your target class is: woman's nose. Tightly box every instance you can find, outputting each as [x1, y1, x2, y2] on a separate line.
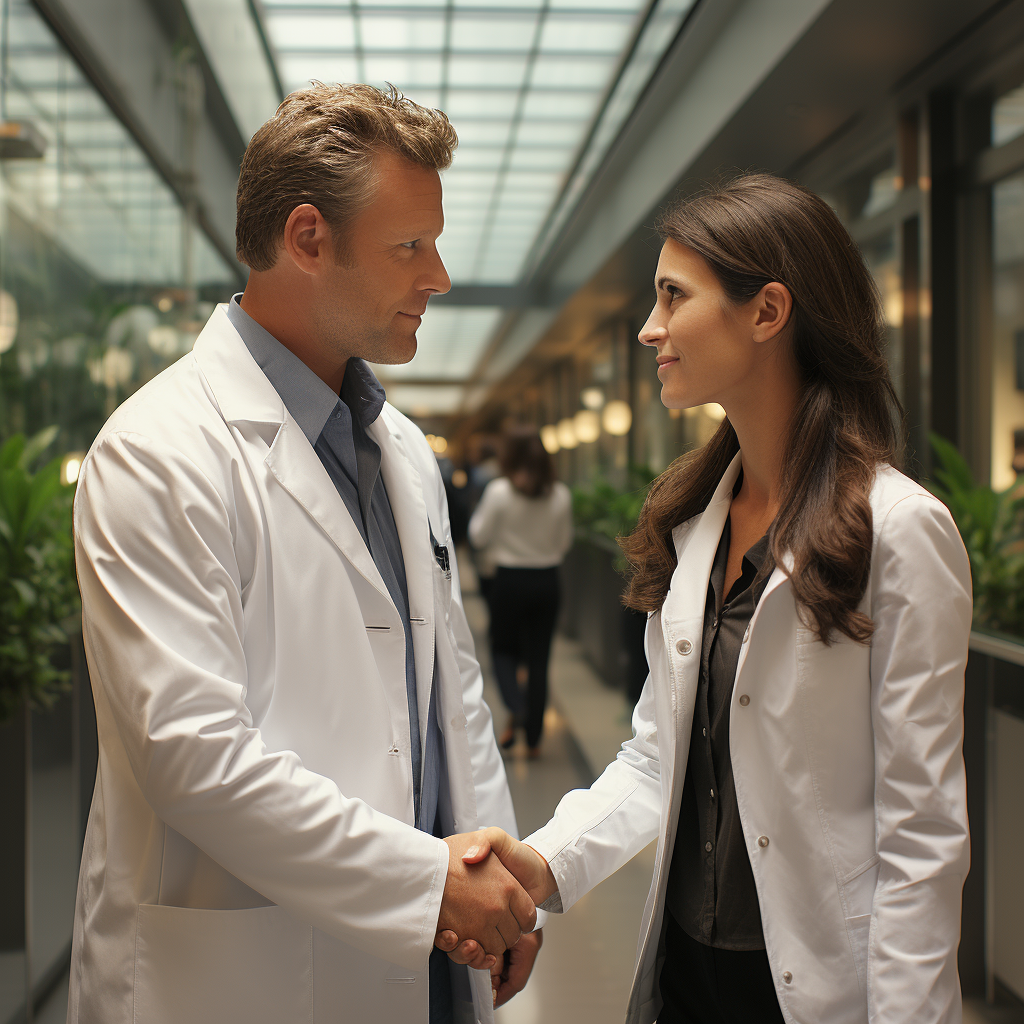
[638, 314, 667, 346]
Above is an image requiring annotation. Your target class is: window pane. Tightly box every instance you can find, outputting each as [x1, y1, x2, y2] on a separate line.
[991, 172, 1024, 490]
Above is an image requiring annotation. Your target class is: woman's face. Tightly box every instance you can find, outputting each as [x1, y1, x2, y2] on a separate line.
[639, 240, 769, 411]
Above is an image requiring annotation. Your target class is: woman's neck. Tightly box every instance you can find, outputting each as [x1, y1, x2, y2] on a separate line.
[723, 358, 801, 519]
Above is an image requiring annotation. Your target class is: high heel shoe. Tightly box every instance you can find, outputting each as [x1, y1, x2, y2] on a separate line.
[499, 720, 516, 749]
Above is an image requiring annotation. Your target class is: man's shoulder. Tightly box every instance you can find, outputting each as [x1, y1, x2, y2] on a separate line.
[85, 349, 237, 483]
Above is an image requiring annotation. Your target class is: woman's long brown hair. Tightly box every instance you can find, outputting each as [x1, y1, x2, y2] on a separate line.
[620, 174, 904, 645]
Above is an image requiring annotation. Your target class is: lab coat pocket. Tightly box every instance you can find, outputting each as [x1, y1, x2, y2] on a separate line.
[841, 853, 879, 988]
[133, 904, 312, 1024]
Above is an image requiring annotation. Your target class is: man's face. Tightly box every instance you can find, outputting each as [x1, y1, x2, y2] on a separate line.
[314, 150, 451, 366]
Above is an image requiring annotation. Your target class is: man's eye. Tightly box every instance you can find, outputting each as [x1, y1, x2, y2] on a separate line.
[401, 240, 419, 250]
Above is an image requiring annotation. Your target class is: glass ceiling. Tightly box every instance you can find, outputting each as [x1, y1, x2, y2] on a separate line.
[2, 0, 235, 287]
[261, 0, 694, 288]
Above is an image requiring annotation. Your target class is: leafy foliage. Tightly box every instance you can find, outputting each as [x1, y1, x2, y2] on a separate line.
[0, 428, 80, 721]
[572, 465, 655, 569]
[927, 432, 1024, 638]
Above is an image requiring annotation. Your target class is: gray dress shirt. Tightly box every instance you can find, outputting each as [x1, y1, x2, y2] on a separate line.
[227, 298, 455, 1021]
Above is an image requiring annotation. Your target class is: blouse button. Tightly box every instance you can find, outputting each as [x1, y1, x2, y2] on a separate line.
[739, 695, 750, 707]
[676, 638, 693, 656]
[704, 841, 713, 853]
[782, 971, 792, 984]
[758, 835, 770, 848]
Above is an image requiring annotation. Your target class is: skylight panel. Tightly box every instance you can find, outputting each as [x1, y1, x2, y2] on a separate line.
[279, 56, 359, 91]
[448, 55, 529, 88]
[444, 89, 522, 118]
[363, 56, 442, 87]
[521, 89, 600, 119]
[539, 13, 635, 51]
[450, 16, 539, 52]
[359, 15, 446, 50]
[265, 12, 357, 50]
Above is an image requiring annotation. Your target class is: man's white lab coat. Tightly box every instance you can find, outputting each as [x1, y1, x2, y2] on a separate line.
[527, 453, 973, 1024]
[68, 305, 519, 1024]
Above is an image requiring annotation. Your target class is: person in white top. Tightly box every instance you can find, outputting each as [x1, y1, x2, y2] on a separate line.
[468, 428, 573, 755]
[442, 173, 973, 1024]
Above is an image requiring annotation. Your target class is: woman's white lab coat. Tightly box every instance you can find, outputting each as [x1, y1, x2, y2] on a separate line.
[68, 306, 518, 1024]
[527, 453, 972, 1024]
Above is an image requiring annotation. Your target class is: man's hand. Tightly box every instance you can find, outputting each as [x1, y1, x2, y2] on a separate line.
[436, 827, 557, 969]
[490, 928, 542, 1007]
[434, 832, 537, 967]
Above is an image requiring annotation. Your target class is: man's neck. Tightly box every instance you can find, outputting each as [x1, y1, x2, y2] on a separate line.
[239, 279, 347, 394]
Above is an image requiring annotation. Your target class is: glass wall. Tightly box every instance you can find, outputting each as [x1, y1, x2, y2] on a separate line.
[990, 170, 1024, 492]
[0, 0, 237, 1017]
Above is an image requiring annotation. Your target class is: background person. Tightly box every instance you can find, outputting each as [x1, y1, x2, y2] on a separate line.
[447, 174, 972, 1024]
[468, 427, 573, 756]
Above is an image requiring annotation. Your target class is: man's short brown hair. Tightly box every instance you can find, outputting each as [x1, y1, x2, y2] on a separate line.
[235, 82, 458, 271]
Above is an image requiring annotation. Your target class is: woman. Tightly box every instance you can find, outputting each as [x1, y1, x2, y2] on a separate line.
[446, 174, 972, 1023]
[468, 427, 573, 756]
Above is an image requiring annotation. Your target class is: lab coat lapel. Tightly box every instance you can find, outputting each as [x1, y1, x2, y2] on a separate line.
[367, 412, 436, 742]
[192, 305, 391, 605]
[265, 418, 392, 603]
[662, 451, 742, 628]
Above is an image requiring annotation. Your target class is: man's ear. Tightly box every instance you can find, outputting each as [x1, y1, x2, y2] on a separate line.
[281, 203, 330, 275]
[752, 281, 793, 344]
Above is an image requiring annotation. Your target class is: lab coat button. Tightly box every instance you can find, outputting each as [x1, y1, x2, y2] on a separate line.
[782, 971, 792, 984]
[676, 638, 693, 655]
[739, 695, 750, 707]
[758, 835, 769, 848]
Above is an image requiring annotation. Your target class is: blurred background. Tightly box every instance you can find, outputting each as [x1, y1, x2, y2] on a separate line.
[2, 0, 1024, 1021]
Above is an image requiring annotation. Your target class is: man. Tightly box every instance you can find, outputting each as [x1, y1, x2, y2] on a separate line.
[68, 83, 541, 1024]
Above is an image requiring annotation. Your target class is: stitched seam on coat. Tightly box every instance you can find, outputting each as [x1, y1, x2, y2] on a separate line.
[421, 839, 448, 956]
[132, 904, 140, 1024]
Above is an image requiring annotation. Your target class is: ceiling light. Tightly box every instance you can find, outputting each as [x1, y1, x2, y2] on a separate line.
[0, 290, 17, 354]
[556, 418, 578, 450]
[581, 386, 605, 410]
[540, 425, 560, 454]
[602, 400, 632, 436]
[574, 409, 600, 444]
[61, 453, 85, 486]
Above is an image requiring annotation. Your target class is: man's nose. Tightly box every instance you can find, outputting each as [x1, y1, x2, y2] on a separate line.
[424, 249, 451, 296]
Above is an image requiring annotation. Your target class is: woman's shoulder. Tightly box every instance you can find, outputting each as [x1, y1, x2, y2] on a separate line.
[868, 463, 968, 576]
[869, 464, 951, 530]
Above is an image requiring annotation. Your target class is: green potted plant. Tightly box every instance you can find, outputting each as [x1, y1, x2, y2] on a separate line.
[0, 426, 81, 722]
[570, 466, 655, 705]
[927, 433, 1024, 642]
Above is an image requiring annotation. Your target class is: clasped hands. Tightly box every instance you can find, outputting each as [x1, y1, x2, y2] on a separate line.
[434, 827, 557, 1006]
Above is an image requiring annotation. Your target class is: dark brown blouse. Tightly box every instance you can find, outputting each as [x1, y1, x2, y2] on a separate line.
[664, 515, 774, 950]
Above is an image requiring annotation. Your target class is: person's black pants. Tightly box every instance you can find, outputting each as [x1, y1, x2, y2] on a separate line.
[489, 565, 559, 748]
[657, 913, 784, 1023]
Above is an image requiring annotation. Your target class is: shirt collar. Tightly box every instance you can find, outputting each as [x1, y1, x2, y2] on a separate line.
[226, 294, 385, 443]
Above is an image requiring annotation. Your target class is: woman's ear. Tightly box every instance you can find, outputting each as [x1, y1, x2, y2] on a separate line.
[752, 282, 793, 344]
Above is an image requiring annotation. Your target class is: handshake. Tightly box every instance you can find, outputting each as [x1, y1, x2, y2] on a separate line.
[434, 827, 558, 1006]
